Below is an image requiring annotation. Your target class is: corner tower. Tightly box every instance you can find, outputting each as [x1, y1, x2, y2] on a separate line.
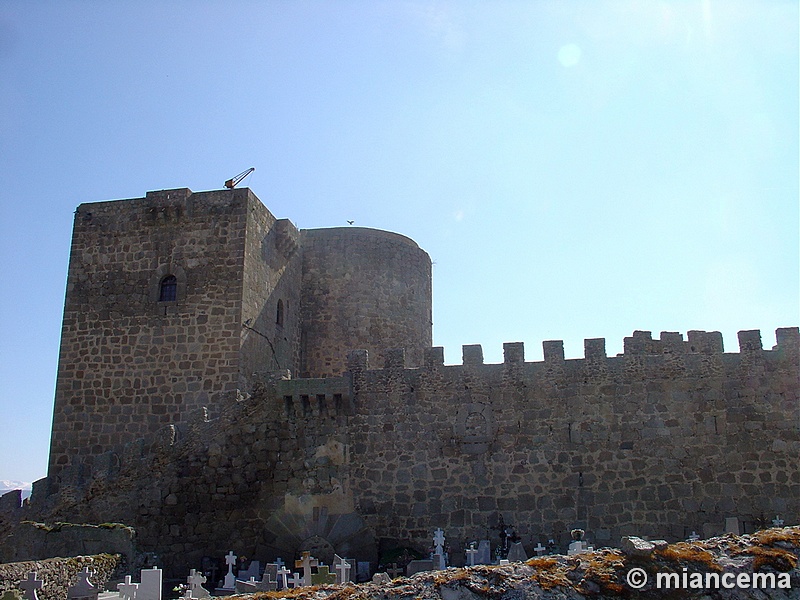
[48, 188, 302, 481]
[299, 227, 432, 378]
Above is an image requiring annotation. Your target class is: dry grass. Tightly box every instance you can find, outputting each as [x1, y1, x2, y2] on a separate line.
[580, 549, 626, 595]
[654, 542, 722, 572]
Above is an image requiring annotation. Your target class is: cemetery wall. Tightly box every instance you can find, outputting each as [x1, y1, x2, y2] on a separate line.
[0, 554, 123, 600]
[6, 328, 797, 577]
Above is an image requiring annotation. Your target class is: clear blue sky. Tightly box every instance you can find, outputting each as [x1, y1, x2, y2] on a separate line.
[0, 1, 797, 485]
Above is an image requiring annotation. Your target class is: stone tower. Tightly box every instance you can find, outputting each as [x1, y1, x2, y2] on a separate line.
[48, 188, 432, 481]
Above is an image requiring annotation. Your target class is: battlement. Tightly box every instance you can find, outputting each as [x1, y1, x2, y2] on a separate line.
[346, 328, 799, 371]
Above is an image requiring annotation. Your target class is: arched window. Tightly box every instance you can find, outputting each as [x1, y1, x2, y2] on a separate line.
[276, 299, 284, 326]
[159, 275, 177, 302]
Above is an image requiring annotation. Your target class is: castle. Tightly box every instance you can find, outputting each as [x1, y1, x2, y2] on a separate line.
[3, 187, 798, 576]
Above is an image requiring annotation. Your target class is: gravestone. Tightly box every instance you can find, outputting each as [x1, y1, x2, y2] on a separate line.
[465, 543, 478, 566]
[257, 564, 278, 591]
[276, 566, 291, 589]
[19, 572, 43, 600]
[356, 562, 370, 583]
[286, 573, 303, 589]
[333, 555, 351, 584]
[310, 566, 336, 585]
[406, 560, 434, 576]
[687, 531, 700, 542]
[186, 569, 209, 599]
[294, 552, 319, 586]
[433, 528, 445, 555]
[725, 517, 740, 535]
[116, 576, 138, 600]
[773, 516, 784, 527]
[67, 568, 98, 600]
[385, 563, 402, 579]
[533, 543, 546, 557]
[234, 579, 259, 594]
[138, 568, 162, 600]
[476, 540, 491, 565]
[498, 559, 510, 566]
[507, 542, 527, 562]
[221, 551, 237, 591]
[237, 561, 260, 583]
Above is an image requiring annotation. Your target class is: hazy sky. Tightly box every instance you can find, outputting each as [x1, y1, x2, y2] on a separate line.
[0, 1, 797, 484]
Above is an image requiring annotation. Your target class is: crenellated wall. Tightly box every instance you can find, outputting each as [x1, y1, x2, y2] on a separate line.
[6, 328, 796, 576]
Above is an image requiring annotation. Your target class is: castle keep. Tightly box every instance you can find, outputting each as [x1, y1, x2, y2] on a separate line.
[4, 187, 798, 575]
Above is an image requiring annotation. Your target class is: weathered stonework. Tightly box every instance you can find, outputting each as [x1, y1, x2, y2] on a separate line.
[3, 187, 796, 578]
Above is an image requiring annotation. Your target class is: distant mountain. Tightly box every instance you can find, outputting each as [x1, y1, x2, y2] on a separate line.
[0, 480, 32, 499]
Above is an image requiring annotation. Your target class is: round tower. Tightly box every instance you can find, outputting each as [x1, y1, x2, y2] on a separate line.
[299, 227, 432, 377]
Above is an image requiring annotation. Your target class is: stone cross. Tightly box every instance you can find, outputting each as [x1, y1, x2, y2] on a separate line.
[433, 528, 445, 555]
[773, 515, 784, 527]
[275, 558, 285, 568]
[533, 543, 546, 556]
[67, 567, 98, 600]
[19, 572, 43, 600]
[186, 569, 209, 599]
[386, 563, 402, 579]
[333, 555, 351, 584]
[287, 572, 304, 589]
[117, 576, 139, 600]
[465, 543, 478, 566]
[276, 566, 291, 589]
[222, 551, 237, 590]
[294, 552, 319, 586]
[688, 531, 700, 542]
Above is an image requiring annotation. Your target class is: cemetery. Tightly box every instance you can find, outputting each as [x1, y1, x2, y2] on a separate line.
[0, 526, 798, 599]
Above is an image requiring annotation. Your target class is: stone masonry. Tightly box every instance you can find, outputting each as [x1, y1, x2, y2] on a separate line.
[3, 187, 796, 577]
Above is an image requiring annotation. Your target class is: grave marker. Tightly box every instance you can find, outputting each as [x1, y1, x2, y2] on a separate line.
[294, 552, 319, 587]
[186, 569, 209, 599]
[533, 543, 546, 557]
[19, 572, 43, 600]
[310, 566, 336, 585]
[67, 567, 99, 600]
[138, 568, 162, 600]
[333, 555, 351, 584]
[465, 543, 478, 566]
[116, 576, 138, 600]
[507, 542, 527, 562]
[222, 551, 237, 591]
[476, 540, 491, 565]
[276, 566, 291, 589]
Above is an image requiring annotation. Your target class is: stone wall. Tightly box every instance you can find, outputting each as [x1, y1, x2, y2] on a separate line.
[9, 328, 796, 577]
[0, 554, 123, 600]
[299, 227, 432, 378]
[48, 189, 253, 483]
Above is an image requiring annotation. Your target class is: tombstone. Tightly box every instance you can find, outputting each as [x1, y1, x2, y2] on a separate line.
[287, 573, 304, 589]
[687, 531, 700, 542]
[294, 552, 319, 587]
[533, 543, 546, 557]
[221, 551, 237, 591]
[498, 559, 510, 566]
[311, 566, 336, 585]
[237, 561, 260, 583]
[432, 553, 446, 571]
[276, 566, 291, 590]
[275, 558, 285, 569]
[385, 563, 402, 579]
[234, 578, 259, 594]
[19, 572, 43, 600]
[725, 517, 740, 535]
[476, 540, 491, 565]
[406, 560, 434, 576]
[356, 562, 370, 583]
[772, 516, 785, 527]
[68, 567, 99, 600]
[465, 543, 478, 566]
[333, 555, 351, 584]
[257, 564, 278, 591]
[433, 528, 445, 555]
[507, 542, 527, 562]
[130, 568, 159, 600]
[117, 576, 139, 600]
[186, 569, 209, 599]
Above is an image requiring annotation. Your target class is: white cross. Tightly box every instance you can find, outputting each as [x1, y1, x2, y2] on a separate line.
[287, 572, 304, 589]
[186, 570, 206, 598]
[20, 571, 43, 600]
[465, 543, 478, 566]
[276, 566, 291, 589]
[224, 551, 237, 569]
[222, 551, 237, 589]
[117, 575, 139, 600]
[688, 531, 700, 542]
[433, 528, 445, 554]
[534, 543, 546, 556]
[333, 555, 351, 584]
